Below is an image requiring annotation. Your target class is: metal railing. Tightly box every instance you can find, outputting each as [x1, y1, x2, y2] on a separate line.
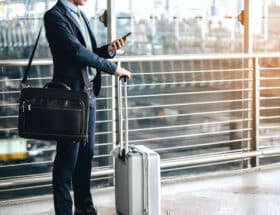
[1, 53, 280, 199]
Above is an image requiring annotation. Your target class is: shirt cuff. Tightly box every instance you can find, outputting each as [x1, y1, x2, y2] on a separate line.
[109, 50, 116, 58]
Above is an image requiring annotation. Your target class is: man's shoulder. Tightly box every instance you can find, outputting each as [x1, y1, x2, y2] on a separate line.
[44, 1, 65, 18]
[44, 2, 66, 22]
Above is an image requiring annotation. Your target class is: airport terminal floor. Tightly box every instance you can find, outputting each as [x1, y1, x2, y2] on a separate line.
[1, 167, 280, 215]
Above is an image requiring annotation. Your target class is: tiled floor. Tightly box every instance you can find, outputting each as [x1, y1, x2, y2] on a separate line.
[1, 168, 280, 215]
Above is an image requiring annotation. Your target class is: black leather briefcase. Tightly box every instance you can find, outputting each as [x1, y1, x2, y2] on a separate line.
[18, 82, 90, 142]
[17, 26, 90, 143]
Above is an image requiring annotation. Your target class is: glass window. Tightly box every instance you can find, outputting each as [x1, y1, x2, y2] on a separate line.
[0, 0, 109, 60]
[253, 0, 280, 52]
[116, 0, 244, 55]
[0, 1, 55, 59]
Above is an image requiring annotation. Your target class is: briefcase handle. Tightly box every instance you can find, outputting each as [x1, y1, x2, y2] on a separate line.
[43, 81, 71, 91]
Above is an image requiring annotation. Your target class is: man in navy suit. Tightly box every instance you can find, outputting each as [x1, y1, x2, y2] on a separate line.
[44, 0, 131, 214]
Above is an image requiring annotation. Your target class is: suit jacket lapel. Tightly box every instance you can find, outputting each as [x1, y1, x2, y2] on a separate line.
[80, 11, 97, 49]
[56, 1, 85, 44]
[65, 12, 83, 35]
[56, 1, 96, 50]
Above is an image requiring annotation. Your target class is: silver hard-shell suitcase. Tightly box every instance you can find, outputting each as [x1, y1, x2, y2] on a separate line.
[114, 77, 161, 215]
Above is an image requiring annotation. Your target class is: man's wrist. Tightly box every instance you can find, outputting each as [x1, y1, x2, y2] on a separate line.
[107, 43, 116, 57]
[109, 50, 115, 57]
[115, 65, 121, 76]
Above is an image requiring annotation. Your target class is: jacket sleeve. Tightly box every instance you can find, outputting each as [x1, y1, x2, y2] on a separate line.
[44, 10, 117, 75]
[96, 44, 116, 59]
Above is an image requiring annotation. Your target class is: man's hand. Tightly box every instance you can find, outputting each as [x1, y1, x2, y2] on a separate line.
[115, 65, 131, 80]
[108, 37, 128, 52]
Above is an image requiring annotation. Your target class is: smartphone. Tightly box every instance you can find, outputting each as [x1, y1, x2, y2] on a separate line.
[122, 32, 132, 40]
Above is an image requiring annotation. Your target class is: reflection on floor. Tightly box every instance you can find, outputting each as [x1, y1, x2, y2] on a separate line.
[1, 167, 280, 215]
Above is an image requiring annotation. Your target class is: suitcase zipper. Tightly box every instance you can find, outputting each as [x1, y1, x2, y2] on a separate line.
[28, 105, 81, 112]
[27, 104, 32, 111]
[21, 101, 32, 112]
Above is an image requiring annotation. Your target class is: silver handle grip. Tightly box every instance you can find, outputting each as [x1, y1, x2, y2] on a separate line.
[118, 76, 129, 157]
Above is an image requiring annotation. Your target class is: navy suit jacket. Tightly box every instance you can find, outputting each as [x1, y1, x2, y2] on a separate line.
[44, 1, 116, 93]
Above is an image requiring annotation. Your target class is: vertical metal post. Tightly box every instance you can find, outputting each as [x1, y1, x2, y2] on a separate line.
[242, 0, 253, 168]
[107, 0, 116, 42]
[251, 57, 260, 167]
[111, 73, 116, 186]
[244, 0, 252, 53]
[107, 0, 117, 184]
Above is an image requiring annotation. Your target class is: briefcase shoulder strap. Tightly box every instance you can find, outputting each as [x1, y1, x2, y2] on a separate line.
[20, 25, 43, 89]
[20, 25, 90, 90]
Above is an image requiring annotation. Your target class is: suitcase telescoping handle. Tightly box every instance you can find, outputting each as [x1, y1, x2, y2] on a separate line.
[118, 76, 129, 158]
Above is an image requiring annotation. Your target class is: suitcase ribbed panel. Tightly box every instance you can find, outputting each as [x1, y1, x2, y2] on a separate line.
[115, 145, 160, 215]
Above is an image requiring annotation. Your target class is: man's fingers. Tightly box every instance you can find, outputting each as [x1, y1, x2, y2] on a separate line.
[115, 66, 131, 80]
[116, 40, 121, 49]
[123, 70, 131, 80]
[116, 39, 124, 49]
[110, 38, 126, 51]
